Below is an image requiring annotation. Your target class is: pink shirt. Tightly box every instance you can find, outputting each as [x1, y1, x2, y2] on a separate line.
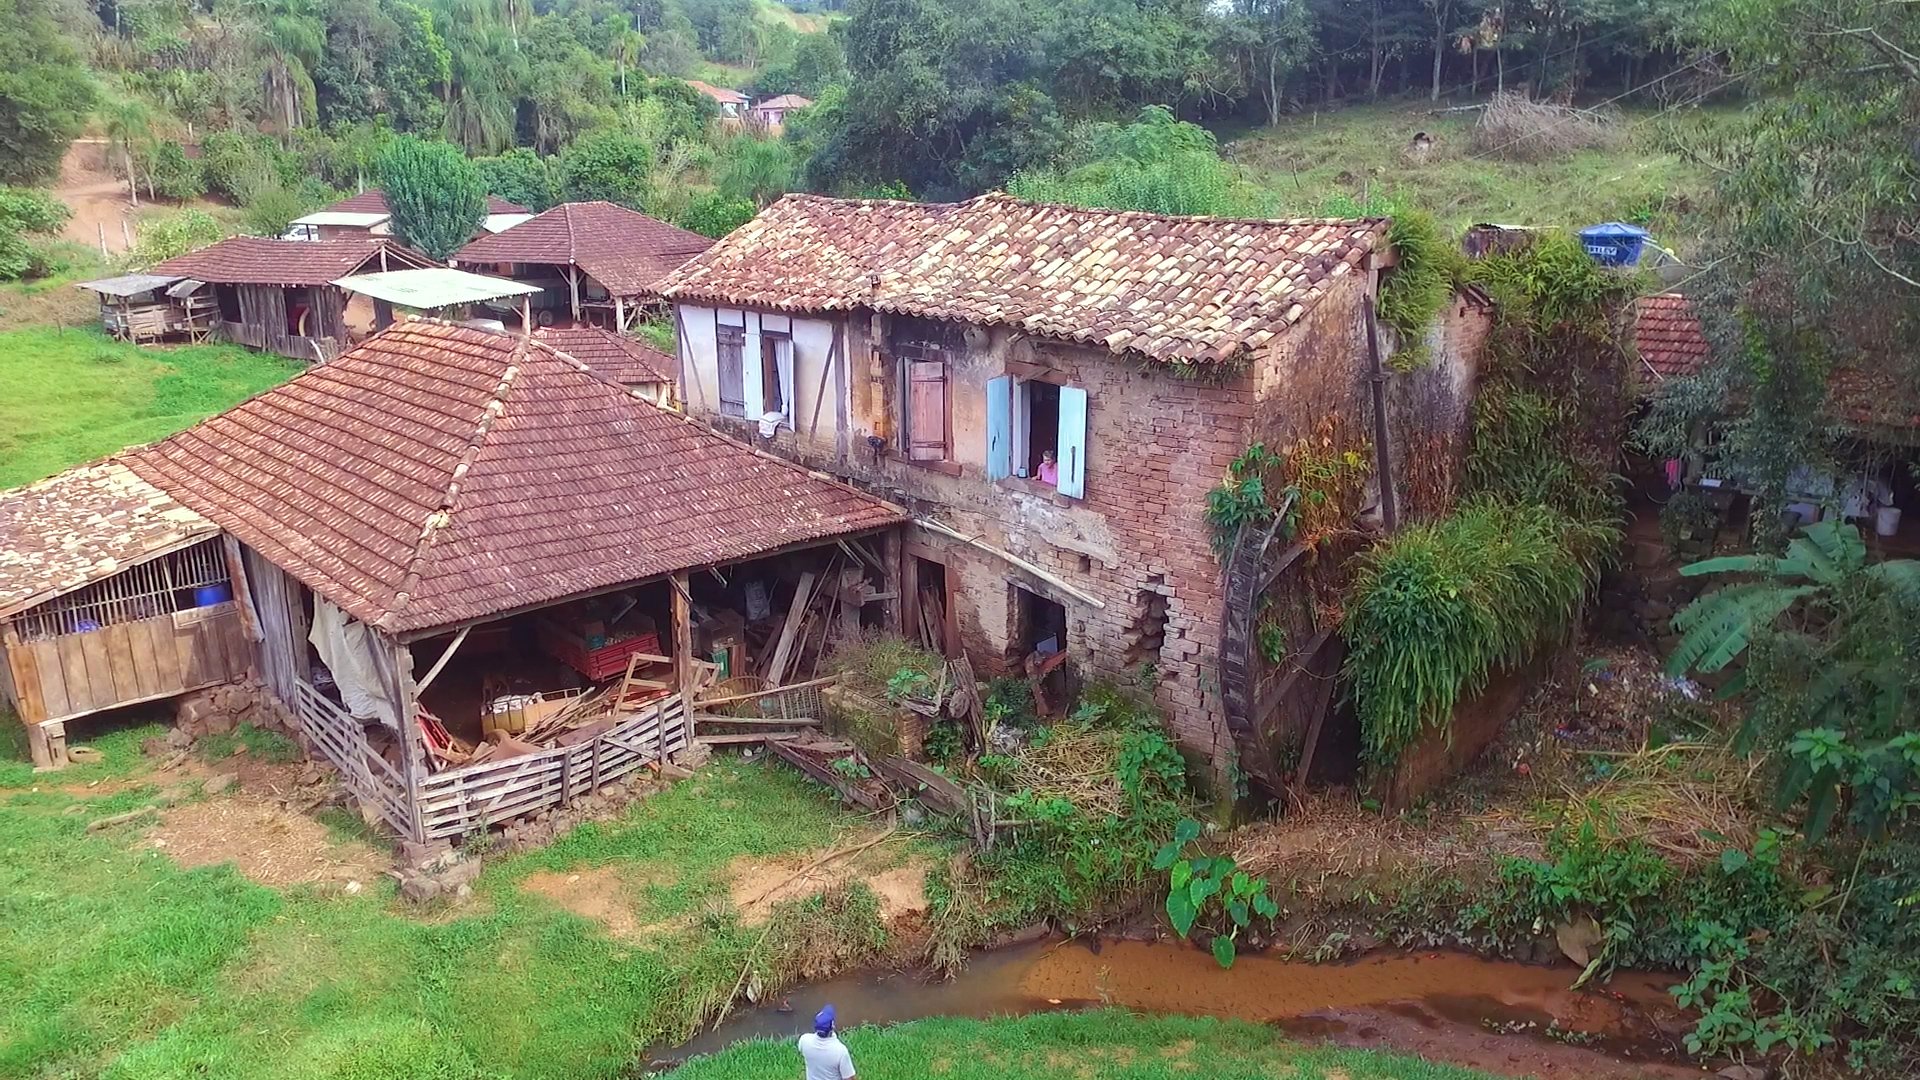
[1038, 460, 1058, 484]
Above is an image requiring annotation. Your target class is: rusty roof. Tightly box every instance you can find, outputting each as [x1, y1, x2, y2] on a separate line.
[122, 320, 900, 634]
[1633, 293, 1710, 383]
[0, 462, 218, 618]
[452, 202, 714, 299]
[152, 237, 437, 287]
[325, 189, 529, 216]
[688, 80, 748, 105]
[533, 326, 675, 386]
[658, 193, 1389, 365]
[755, 94, 814, 111]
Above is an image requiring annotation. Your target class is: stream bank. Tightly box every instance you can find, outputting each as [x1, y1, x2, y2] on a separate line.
[650, 937, 1698, 1079]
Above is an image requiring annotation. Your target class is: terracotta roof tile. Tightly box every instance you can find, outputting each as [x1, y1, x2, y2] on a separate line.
[453, 202, 714, 298]
[0, 462, 217, 617]
[122, 320, 899, 633]
[152, 237, 436, 286]
[325, 189, 529, 216]
[688, 80, 748, 105]
[1633, 293, 1710, 382]
[532, 326, 675, 385]
[659, 193, 1387, 364]
[756, 94, 814, 111]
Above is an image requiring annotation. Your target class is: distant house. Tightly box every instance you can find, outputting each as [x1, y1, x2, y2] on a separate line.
[289, 189, 533, 242]
[688, 80, 749, 123]
[451, 201, 714, 331]
[534, 325, 679, 406]
[152, 236, 437, 361]
[750, 94, 814, 131]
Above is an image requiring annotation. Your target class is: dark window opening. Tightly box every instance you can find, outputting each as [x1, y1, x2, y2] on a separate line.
[911, 556, 950, 654]
[215, 286, 241, 322]
[762, 331, 789, 417]
[1020, 380, 1061, 478]
[716, 324, 746, 417]
[1014, 585, 1072, 717]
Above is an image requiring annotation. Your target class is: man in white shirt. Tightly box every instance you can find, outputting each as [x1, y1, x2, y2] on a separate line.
[797, 1004, 856, 1080]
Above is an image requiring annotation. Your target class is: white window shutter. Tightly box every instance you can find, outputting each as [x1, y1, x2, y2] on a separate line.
[742, 315, 765, 421]
[1056, 384, 1088, 499]
[985, 375, 1012, 480]
[775, 337, 796, 428]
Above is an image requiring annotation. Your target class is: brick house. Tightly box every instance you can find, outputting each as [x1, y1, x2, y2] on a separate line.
[659, 193, 1491, 788]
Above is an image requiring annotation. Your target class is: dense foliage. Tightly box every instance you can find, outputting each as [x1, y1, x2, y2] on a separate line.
[375, 135, 486, 259]
[0, 186, 71, 280]
[0, 0, 97, 184]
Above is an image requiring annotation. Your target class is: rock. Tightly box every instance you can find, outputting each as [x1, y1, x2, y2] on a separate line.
[164, 727, 193, 750]
[399, 838, 453, 869]
[202, 712, 236, 737]
[66, 746, 104, 765]
[1717, 1065, 1771, 1080]
[156, 785, 192, 806]
[142, 737, 171, 758]
[673, 742, 713, 769]
[658, 762, 695, 782]
[900, 802, 927, 828]
[439, 859, 482, 890]
[400, 874, 443, 903]
[455, 883, 473, 900]
[344, 880, 363, 895]
[202, 773, 238, 796]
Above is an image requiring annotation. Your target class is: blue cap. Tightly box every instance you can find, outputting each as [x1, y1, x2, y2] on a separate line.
[814, 1004, 836, 1035]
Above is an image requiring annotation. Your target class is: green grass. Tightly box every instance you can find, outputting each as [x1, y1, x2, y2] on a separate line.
[1219, 100, 1732, 249]
[0, 327, 299, 487]
[193, 723, 302, 766]
[0, 739, 926, 1080]
[668, 1010, 1500, 1080]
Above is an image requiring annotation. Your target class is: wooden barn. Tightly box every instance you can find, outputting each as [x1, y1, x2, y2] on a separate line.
[151, 236, 436, 361]
[72, 272, 216, 344]
[452, 202, 713, 332]
[98, 319, 903, 840]
[0, 463, 254, 768]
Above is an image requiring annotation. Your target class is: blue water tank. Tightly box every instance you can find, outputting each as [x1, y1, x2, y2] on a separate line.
[1579, 223, 1650, 267]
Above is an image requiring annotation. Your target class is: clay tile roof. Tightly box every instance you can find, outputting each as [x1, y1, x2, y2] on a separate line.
[1633, 293, 1710, 382]
[688, 80, 748, 105]
[756, 94, 814, 111]
[122, 320, 900, 634]
[324, 189, 530, 216]
[658, 193, 1389, 365]
[151, 237, 436, 287]
[0, 462, 217, 618]
[533, 326, 675, 386]
[453, 202, 714, 299]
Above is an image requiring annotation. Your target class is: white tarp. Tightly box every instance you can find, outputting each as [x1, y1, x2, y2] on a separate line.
[309, 598, 399, 727]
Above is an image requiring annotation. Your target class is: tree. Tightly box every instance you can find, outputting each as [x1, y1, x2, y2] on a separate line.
[556, 128, 651, 207]
[147, 141, 206, 201]
[678, 191, 755, 239]
[99, 98, 153, 206]
[475, 147, 555, 210]
[375, 135, 485, 258]
[752, 31, 847, 98]
[1008, 106, 1259, 216]
[246, 0, 326, 134]
[0, 0, 99, 185]
[714, 135, 794, 208]
[0, 186, 70, 280]
[1221, 0, 1316, 126]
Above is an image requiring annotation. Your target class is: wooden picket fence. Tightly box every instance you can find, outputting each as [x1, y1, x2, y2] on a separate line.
[293, 679, 413, 835]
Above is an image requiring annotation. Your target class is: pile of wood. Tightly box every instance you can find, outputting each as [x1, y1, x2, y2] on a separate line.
[745, 543, 890, 689]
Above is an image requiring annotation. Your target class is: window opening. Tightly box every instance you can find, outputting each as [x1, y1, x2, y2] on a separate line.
[12, 539, 231, 641]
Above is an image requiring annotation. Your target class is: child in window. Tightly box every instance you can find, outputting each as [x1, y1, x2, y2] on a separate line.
[1038, 449, 1058, 485]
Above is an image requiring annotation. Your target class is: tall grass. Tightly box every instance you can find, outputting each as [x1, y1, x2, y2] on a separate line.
[1342, 500, 1610, 764]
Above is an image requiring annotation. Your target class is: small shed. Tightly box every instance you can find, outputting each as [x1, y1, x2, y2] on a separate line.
[152, 237, 437, 361]
[333, 267, 542, 330]
[72, 273, 215, 344]
[452, 202, 714, 331]
[0, 462, 254, 767]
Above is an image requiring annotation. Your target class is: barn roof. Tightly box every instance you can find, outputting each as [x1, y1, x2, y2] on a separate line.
[0, 462, 217, 618]
[755, 94, 814, 111]
[453, 202, 714, 299]
[658, 193, 1389, 365]
[688, 80, 748, 105]
[533, 326, 676, 386]
[1633, 293, 1711, 383]
[315, 189, 530, 217]
[151, 237, 436, 287]
[121, 320, 900, 634]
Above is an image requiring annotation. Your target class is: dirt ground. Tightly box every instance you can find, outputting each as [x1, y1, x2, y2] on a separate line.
[57, 140, 137, 255]
[146, 793, 388, 891]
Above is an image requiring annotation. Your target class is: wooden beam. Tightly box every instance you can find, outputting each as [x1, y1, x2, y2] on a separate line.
[566, 265, 581, 322]
[762, 570, 817, 687]
[671, 570, 693, 753]
[412, 625, 470, 695]
[694, 715, 822, 727]
[220, 534, 264, 645]
[913, 517, 1106, 609]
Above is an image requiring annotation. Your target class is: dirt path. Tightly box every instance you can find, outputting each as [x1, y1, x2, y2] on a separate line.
[56, 140, 137, 256]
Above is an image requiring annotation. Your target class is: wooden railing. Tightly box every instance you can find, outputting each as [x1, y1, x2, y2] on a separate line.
[293, 679, 412, 835]
[414, 697, 689, 839]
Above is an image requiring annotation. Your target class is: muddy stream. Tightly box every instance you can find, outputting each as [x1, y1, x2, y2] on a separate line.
[651, 938, 1702, 1078]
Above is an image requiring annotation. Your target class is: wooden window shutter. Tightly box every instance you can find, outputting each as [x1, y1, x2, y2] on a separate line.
[716, 325, 746, 417]
[1056, 384, 1088, 499]
[907, 360, 949, 461]
[985, 375, 1013, 480]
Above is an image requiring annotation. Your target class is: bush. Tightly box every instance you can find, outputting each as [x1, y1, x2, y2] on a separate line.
[133, 208, 221, 263]
[474, 147, 555, 211]
[678, 191, 755, 239]
[557, 129, 652, 208]
[146, 141, 204, 201]
[1471, 91, 1622, 162]
[0, 187, 71, 280]
[240, 187, 312, 239]
[198, 131, 279, 204]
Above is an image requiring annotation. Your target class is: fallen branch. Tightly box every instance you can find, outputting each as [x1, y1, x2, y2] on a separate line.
[87, 806, 158, 833]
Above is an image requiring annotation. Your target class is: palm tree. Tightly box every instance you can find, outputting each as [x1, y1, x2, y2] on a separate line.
[100, 98, 153, 206]
[246, 0, 324, 136]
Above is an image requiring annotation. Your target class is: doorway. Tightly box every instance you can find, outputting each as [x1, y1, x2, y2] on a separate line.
[910, 555, 951, 655]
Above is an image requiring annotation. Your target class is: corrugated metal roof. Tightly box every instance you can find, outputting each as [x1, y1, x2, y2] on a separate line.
[73, 273, 186, 297]
[659, 193, 1388, 365]
[122, 319, 902, 634]
[0, 462, 218, 617]
[334, 268, 541, 308]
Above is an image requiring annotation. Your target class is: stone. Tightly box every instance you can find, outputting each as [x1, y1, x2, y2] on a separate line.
[659, 762, 695, 782]
[455, 883, 473, 901]
[439, 858, 482, 889]
[400, 874, 443, 903]
[157, 785, 192, 806]
[142, 737, 171, 758]
[165, 726, 193, 750]
[399, 838, 453, 869]
[201, 773, 238, 796]
[673, 741, 713, 769]
[202, 712, 235, 737]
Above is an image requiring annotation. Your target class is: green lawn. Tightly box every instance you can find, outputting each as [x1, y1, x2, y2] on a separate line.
[0, 327, 299, 488]
[0, 725, 925, 1080]
[669, 1010, 1500, 1080]
[1221, 100, 1730, 248]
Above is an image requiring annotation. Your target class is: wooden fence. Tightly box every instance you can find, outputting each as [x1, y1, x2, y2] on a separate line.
[293, 678, 413, 836]
[414, 696, 689, 839]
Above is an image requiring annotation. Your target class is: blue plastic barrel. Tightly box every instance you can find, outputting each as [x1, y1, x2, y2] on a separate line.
[194, 582, 234, 607]
[1578, 223, 1650, 267]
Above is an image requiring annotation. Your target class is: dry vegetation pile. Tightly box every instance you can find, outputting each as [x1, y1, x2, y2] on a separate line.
[1471, 92, 1623, 161]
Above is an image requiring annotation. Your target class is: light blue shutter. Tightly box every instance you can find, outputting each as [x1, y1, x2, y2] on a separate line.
[742, 315, 765, 420]
[985, 375, 1012, 480]
[1056, 384, 1088, 499]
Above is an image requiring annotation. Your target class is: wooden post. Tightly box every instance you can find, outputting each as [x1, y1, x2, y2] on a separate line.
[671, 571, 693, 756]
[879, 529, 903, 634]
[220, 535, 265, 645]
[379, 638, 427, 843]
[566, 265, 581, 323]
[614, 297, 627, 332]
[1363, 294, 1399, 533]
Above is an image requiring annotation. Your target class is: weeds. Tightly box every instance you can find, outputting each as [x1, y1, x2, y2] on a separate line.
[195, 723, 301, 765]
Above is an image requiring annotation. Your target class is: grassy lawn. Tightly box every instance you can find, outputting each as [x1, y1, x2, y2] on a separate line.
[669, 1010, 1500, 1080]
[1221, 100, 1729, 247]
[0, 721, 926, 1080]
[0, 327, 299, 488]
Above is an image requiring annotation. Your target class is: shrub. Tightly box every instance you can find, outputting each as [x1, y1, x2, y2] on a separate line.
[240, 187, 312, 239]
[0, 187, 71, 280]
[679, 191, 755, 239]
[146, 141, 204, 201]
[557, 129, 652, 209]
[133, 208, 221, 263]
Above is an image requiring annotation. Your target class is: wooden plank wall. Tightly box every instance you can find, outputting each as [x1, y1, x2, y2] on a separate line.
[222, 285, 346, 362]
[3, 604, 248, 724]
[244, 547, 311, 707]
[415, 698, 689, 839]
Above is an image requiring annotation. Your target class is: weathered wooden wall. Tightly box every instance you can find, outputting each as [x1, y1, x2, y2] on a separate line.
[220, 284, 348, 362]
[2, 604, 249, 724]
